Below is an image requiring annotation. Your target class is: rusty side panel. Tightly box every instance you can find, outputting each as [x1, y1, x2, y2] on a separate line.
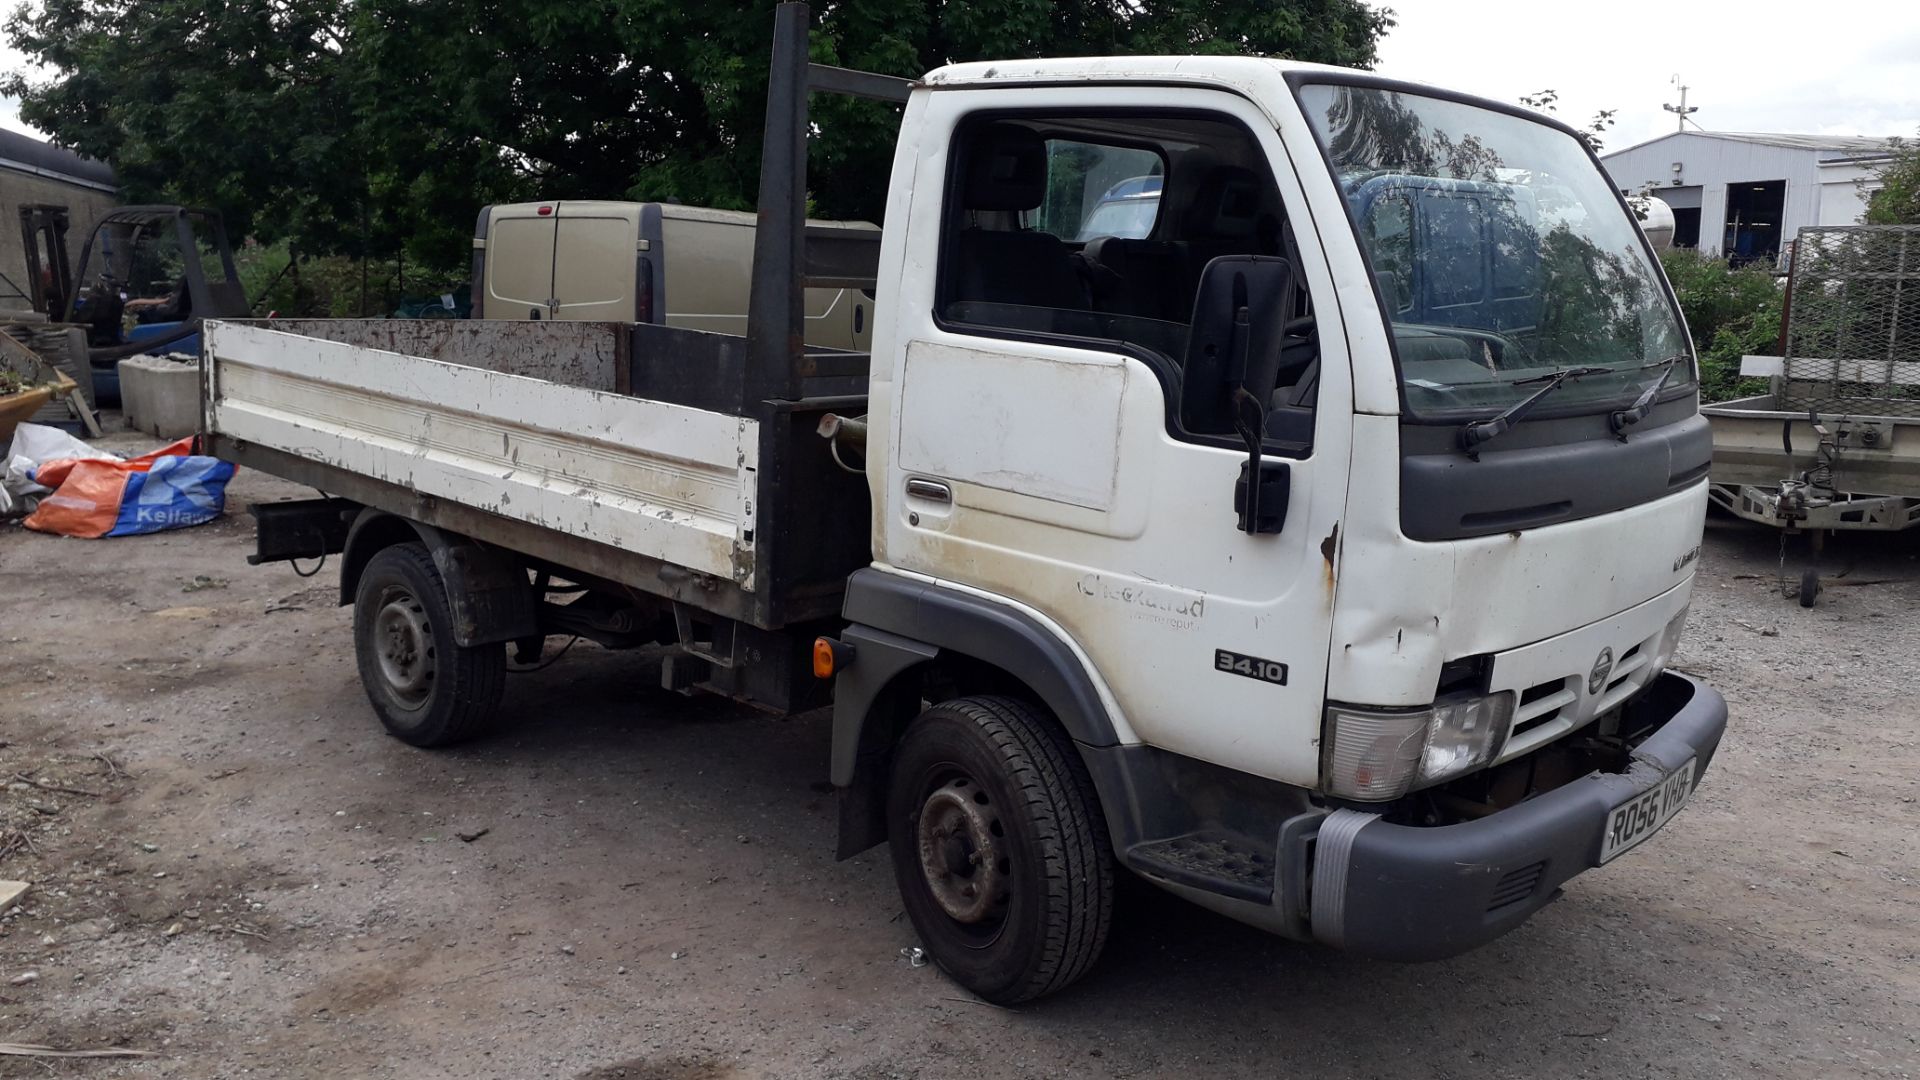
[257, 319, 625, 392]
[214, 440, 777, 627]
[206, 320, 757, 589]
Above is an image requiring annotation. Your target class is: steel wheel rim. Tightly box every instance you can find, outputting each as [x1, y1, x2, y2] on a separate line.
[372, 587, 435, 709]
[914, 774, 1010, 937]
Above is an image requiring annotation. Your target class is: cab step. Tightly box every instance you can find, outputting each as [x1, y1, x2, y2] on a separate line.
[1127, 831, 1277, 904]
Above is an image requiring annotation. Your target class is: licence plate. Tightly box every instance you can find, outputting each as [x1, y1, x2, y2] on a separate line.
[1599, 758, 1696, 864]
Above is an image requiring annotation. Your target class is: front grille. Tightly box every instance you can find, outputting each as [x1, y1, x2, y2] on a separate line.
[1500, 677, 1578, 760]
[1487, 861, 1547, 912]
[1497, 622, 1668, 764]
[1596, 641, 1654, 713]
[1511, 678, 1576, 737]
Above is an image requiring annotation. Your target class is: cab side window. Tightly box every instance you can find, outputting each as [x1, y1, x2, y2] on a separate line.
[937, 111, 1319, 455]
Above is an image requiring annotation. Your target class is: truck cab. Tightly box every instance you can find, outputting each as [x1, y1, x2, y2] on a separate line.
[831, 60, 1721, 987]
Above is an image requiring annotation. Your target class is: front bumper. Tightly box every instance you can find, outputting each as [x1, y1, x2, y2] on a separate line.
[1310, 671, 1727, 960]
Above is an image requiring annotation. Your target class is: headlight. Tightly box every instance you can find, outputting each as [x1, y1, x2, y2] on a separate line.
[1325, 691, 1516, 801]
[1419, 692, 1516, 785]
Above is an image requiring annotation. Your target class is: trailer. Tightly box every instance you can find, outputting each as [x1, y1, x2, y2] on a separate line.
[1703, 225, 1920, 604]
[206, 5, 1728, 1002]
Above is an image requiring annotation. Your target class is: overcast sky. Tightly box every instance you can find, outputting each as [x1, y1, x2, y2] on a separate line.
[1, 39, 34, 134]
[1374, 0, 1920, 154]
[0, 0, 1916, 152]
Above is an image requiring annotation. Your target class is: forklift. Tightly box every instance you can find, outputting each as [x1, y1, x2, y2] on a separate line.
[54, 205, 250, 403]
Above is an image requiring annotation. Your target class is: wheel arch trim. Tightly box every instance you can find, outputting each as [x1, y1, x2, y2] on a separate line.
[830, 567, 1130, 857]
[339, 509, 537, 647]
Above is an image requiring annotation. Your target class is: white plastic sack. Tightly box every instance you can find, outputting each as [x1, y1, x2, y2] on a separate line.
[3, 423, 119, 514]
[7, 423, 115, 472]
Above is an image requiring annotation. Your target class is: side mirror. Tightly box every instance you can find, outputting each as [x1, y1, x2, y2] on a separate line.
[1181, 255, 1293, 534]
[1181, 256, 1293, 433]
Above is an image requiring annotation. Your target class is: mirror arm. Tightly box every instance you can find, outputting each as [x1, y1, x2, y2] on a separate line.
[1228, 305, 1288, 535]
[1228, 306, 1262, 529]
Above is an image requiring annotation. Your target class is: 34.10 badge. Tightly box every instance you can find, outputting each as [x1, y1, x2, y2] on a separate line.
[1215, 649, 1288, 685]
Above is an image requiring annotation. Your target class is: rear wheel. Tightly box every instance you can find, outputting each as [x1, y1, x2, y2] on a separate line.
[352, 542, 506, 746]
[886, 695, 1113, 1004]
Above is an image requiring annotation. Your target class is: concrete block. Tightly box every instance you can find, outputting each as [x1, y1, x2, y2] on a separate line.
[0, 880, 26, 915]
[118, 355, 200, 440]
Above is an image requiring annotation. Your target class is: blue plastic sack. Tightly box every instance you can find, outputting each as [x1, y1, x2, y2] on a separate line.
[108, 455, 236, 536]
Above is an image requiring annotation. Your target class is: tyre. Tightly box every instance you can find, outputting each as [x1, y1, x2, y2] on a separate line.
[886, 695, 1113, 1004]
[1799, 568, 1820, 608]
[352, 542, 506, 747]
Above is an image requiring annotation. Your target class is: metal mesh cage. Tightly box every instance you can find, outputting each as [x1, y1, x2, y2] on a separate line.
[1780, 225, 1920, 417]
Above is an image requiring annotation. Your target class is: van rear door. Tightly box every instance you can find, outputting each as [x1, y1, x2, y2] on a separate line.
[552, 202, 643, 321]
[482, 204, 559, 319]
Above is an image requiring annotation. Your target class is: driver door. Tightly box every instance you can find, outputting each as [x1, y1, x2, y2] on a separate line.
[873, 84, 1354, 788]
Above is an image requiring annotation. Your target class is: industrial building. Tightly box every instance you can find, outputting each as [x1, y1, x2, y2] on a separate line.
[0, 127, 118, 315]
[1600, 131, 1895, 265]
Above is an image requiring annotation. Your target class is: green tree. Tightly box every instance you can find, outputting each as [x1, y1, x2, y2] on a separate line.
[1863, 133, 1920, 225]
[6, 0, 1394, 278]
[1517, 89, 1616, 154]
[1659, 247, 1781, 401]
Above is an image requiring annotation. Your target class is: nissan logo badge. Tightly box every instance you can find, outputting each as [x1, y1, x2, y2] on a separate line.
[1588, 647, 1615, 696]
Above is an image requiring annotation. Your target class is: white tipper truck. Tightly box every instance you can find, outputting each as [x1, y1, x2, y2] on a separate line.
[202, 4, 1728, 1004]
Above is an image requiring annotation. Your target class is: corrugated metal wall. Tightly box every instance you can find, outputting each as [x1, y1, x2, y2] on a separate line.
[1601, 133, 1882, 256]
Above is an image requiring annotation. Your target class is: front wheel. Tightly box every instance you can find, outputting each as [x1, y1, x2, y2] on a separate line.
[886, 696, 1113, 1004]
[352, 542, 506, 747]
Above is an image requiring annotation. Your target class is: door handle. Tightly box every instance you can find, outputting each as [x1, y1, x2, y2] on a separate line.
[905, 478, 951, 503]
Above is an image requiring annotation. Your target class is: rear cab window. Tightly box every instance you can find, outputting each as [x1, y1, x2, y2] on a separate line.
[1024, 139, 1164, 242]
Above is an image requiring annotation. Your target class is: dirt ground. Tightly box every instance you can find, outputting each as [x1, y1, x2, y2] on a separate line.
[2, 432, 1918, 1079]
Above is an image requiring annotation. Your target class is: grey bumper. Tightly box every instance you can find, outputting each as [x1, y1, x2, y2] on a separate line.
[1311, 671, 1727, 961]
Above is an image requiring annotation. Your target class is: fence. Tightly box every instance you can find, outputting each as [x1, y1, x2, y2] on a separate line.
[1779, 225, 1920, 417]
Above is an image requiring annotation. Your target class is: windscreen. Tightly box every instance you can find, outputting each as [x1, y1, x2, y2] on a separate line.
[1298, 83, 1691, 417]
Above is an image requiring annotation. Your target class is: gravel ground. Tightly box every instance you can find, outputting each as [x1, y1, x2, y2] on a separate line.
[1, 440, 1917, 1079]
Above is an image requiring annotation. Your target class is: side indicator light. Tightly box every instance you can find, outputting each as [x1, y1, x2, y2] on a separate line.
[813, 637, 855, 679]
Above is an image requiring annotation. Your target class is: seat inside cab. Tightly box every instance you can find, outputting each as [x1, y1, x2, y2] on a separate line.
[940, 112, 1320, 440]
[947, 124, 1093, 313]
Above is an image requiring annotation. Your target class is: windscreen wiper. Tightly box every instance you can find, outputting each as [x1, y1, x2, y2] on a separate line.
[1458, 366, 1610, 457]
[1608, 356, 1686, 440]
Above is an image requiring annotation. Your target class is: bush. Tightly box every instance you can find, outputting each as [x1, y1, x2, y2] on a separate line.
[233, 241, 467, 318]
[1863, 134, 1918, 226]
[1659, 248, 1783, 401]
